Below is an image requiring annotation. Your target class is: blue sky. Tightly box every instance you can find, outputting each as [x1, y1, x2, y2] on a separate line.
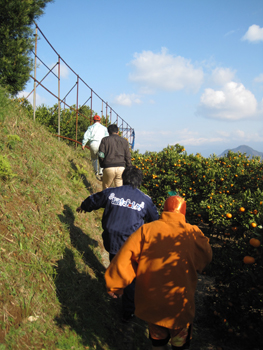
[20, 0, 263, 157]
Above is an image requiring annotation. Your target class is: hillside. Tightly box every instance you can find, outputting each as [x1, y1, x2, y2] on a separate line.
[219, 145, 263, 159]
[0, 95, 151, 349]
[1, 94, 258, 350]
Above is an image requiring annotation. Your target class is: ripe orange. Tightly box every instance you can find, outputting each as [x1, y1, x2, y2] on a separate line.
[239, 207, 245, 212]
[249, 238, 261, 248]
[243, 256, 255, 264]
[251, 222, 257, 228]
[226, 213, 232, 218]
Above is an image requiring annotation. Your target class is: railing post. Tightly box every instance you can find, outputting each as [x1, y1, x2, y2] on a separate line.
[76, 76, 79, 148]
[58, 56, 61, 140]
[90, 89, 93, 124]
[33, 26, 38, 122]
[28, 24, 134, 149]
[106, 102, 108, 126]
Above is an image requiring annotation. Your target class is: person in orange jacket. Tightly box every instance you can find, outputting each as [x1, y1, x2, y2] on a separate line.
[105, 195, 212, 350]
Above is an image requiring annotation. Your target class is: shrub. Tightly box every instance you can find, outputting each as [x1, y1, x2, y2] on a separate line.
[0, 155, 16, 181]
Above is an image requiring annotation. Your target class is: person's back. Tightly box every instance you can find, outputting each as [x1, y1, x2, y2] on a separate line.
[99, 134, 131, 168]
[77, 166, 159, 255]
[133, 211, 210, 327]
[76, 166, 159, 322]
[105, 195, 212, 349]
[81, 115, 109, 179]
[99, 184, 158, 254]
[84, 122, 108, 143]
[99, 124, 132, 189]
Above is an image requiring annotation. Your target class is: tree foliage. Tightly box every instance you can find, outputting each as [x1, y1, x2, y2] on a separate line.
[131, 146, 263, 344]
[0, 0, 53, 96]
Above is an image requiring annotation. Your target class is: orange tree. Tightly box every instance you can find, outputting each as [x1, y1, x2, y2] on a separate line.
[131, 145, 263, 347]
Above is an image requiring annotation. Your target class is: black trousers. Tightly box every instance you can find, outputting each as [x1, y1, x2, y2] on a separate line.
[109, 253, 135, 316]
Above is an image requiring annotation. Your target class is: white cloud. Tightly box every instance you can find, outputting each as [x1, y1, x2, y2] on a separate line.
[210, 67, 236, 86]
[235, 130, 245, 138]
[137, 128, 223, 148]
[216, 130, 230, 137]
[176, 128, 223, 146]
[197, 82, 259, 120]
[224, 29, 238, 37]
[134, 127, 263, 155]
[113, 93, 142, 106]
[129, 47, 203, 93]
[242, 24, 263, 42]
[178, 129, 263, 146]
[254, 73, 263, 83]
[201, 89, 226, 107]
[17, 91, 47, 106]
[49, 62, 70, 79]
[178, 136, 223, 146]
[231, 130, 263, 143]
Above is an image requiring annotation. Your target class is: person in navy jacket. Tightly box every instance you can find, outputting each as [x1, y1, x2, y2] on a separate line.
[76, 165, 159, 321]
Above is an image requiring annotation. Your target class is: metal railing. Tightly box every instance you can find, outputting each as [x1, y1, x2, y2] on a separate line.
[26, 23, 135, 148]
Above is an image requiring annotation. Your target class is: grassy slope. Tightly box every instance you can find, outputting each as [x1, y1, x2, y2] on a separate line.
[1, 97, 254, 350]
[0, 98, 149, 350]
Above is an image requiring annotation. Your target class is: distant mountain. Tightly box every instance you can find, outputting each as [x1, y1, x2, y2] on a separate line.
[219, 145, 263, 159]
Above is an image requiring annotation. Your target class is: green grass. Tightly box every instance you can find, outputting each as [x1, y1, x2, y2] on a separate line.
[0, 92, 150, 350]
[1, 90, 258, 350]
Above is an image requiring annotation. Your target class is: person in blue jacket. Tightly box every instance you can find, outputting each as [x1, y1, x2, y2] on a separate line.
[76, 165, 159, 321]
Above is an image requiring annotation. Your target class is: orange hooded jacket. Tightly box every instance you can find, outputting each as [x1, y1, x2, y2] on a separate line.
[105, 211, 212, 329]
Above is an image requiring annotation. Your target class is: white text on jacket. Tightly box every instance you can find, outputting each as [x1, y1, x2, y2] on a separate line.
[109, 193, 145, 211]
